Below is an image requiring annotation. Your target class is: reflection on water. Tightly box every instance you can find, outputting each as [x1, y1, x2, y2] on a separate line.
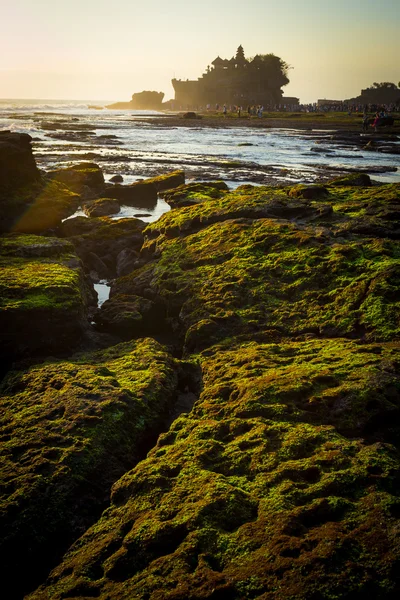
[94, 281, 110, 307]
[63, 197, 171, 223]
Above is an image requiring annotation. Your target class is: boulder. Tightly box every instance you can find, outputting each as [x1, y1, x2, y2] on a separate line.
[103, 180, 157, 208]
[329, 173, 372, 187]
[0, 131, 41, 195]
[162, 181, 228, 208]
[145, 170, 185, 192]
[289, 185, 330, 200]
[0, 233, 95, 366]
[116, 247, 140, 277]
[9, 180, 80, 234]
[182, 111, 200, 119]
[109, 174, 124, 183]
[47, 162, 104, 193]
[82, 197, 120, 217]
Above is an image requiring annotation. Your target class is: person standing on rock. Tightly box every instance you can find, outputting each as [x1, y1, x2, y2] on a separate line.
[223, 104, 227, 116]
[362, 113, 369, 131]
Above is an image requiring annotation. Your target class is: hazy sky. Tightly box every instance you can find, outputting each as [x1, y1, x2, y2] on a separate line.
[1, 0, 399, 103]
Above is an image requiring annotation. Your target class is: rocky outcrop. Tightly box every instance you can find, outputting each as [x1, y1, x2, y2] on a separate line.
[47, 162, 105, 195]
[82, 197, 121, 217]
[0, 234, 95, 366]
[103, 180, 158, 207]
[58, 217, 145, 278]
[0, 133, 80, 235]
[0, 131, 41, 195]
[0, 338, 180, 599]
[106, 90, 164, 110]
[1, 157, 400, 600]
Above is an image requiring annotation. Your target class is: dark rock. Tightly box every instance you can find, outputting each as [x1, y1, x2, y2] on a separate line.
[109, 174, 124, 183]
[87, 252, 111, 279]
[83, 198, 120, 217]
[116, 248, 140, 277]
[329, 173, 372, 187]
[182, 112, 200, 119]
[289, 185, 330, 200]
[47, 162, 105, 193]
[93, 293, 166, 336]
[59, 217, 145, 278]
[103, 180, 157, 208]
[0, 131, 41, 195]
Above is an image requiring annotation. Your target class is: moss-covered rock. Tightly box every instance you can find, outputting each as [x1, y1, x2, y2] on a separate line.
[288, 184, 330, 199]
[83, 197, 121, 217]
[0, 179, 80, 234]
[0, 338, 180, 599]
[47, 162, 105, 194]
[0, 233, 94, 365]
[145, 170, 185, 192]
[162, 181, 229, 208]
[27, 339, 400, 600]
[5, 179, 400, 599]
[115, 213, 400, 351]
[328, 173, 372, 187]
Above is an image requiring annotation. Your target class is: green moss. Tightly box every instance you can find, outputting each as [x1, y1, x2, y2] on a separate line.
[9, 180, 400, 599]
[0, 338, 180, 598]
[27, 338, 400, 600]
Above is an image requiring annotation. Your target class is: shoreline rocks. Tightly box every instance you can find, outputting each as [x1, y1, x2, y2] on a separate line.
[1, 133, 400, 599]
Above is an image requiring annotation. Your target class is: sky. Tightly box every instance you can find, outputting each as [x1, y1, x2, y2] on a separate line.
[1, 0, 399, 103]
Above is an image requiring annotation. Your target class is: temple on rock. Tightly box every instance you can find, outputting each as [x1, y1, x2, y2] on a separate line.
[172, 45, 297, 109]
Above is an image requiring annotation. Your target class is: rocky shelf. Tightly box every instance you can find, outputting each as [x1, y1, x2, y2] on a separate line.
[1, 132, 400, 600]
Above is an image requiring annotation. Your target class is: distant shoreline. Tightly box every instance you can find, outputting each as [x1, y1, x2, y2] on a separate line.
[130, 110, 400, 133]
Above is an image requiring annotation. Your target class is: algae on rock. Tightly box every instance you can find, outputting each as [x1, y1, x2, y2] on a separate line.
[0, 338, 180, 599]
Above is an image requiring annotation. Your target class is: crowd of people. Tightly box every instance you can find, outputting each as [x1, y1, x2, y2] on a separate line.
[174, 101, 400, 116]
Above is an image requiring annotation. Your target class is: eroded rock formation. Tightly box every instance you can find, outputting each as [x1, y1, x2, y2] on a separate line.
[1, 133, 399, 600]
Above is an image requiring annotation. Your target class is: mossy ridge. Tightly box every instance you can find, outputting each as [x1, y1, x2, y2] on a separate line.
[27, 339, 400, 600]
[0, 338, 181, 599]
[142, 217, 400, 350]
[161, 181, 228, 208]
[12, 180, 80, 233]
[319, 183, 400, 237]
[145, 182, 400, 242]
[144, 185, 299, 239]
[197, 338, 400, 442]
[0, 233, 95, 364]
[0, 257, 83, 311]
